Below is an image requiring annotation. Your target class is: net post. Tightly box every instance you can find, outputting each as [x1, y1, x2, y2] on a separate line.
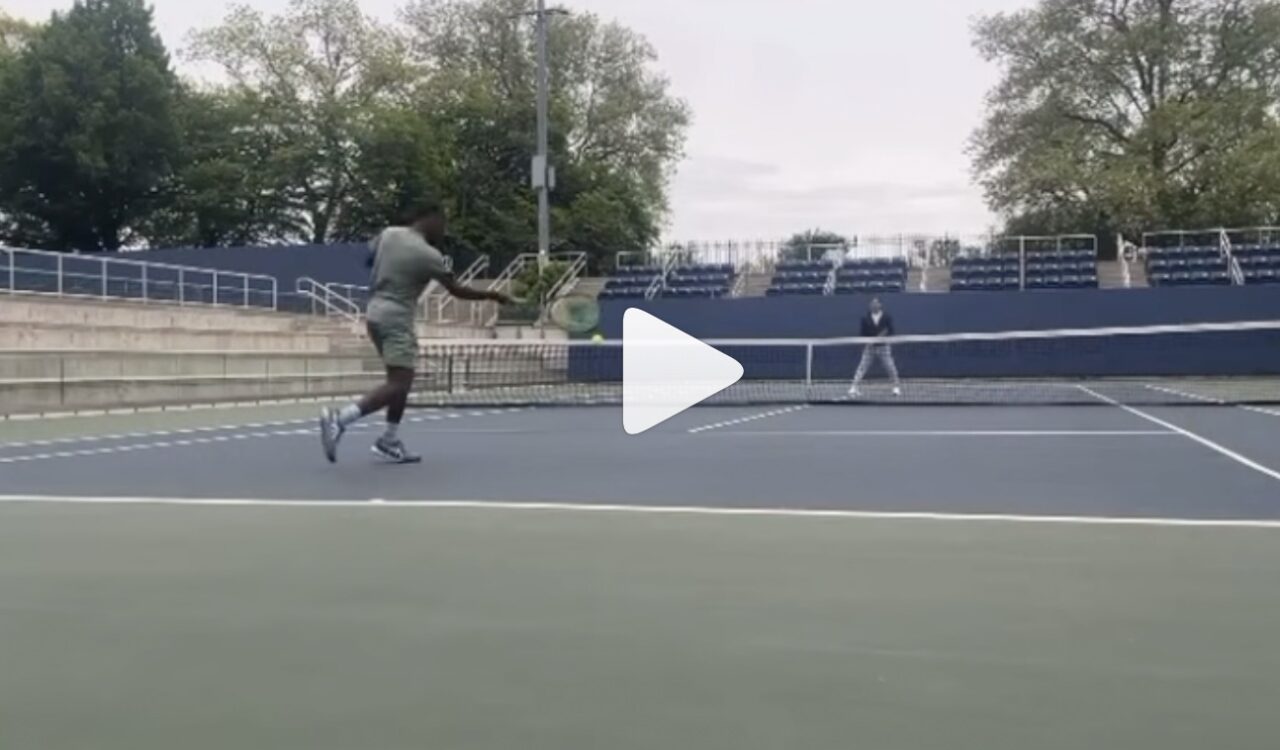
[805, 343, 814, 393]
[242, 275, 249, 308]
[5, 248, 13, 293]
[178, 269, 185, 305]
[57, 254, 64, 296]
[212, 272, 218, 306]
[101, 257, 108, 299]
[141, 264, 147, 303]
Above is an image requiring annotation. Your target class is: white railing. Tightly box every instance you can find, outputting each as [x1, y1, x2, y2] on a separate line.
[533, 252, 590, 326]
[1219, 229, 1245, 285]
[644, 274, 665, 300]
[1, 245, 278, 309]
[1118, 235, 1137, 289]
[482, 252, 587, 326]
[295, 278, 363, 323]
[543, 253, 588, 301]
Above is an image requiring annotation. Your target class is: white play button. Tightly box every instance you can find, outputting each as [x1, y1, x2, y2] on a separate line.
[623, 308, 744, 435]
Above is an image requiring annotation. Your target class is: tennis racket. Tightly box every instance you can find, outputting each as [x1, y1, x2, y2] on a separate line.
[546, 294, 601, 334]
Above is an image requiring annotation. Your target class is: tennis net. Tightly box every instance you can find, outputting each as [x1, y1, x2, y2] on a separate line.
[409, 320, 1280, 407]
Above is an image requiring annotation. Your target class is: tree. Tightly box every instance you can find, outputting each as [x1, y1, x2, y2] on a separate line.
[780, 229, 849, 261]
[401, 0, 689, 269]
[139, 87, 304, 248]
[0, 0, 180, 251]
[187, 0, 419, 244]
[972, 0, 1280, 237]
[0, 12, 36, 58]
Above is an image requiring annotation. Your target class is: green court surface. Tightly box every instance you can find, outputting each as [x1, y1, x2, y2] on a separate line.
[2, 503, 1278, 750]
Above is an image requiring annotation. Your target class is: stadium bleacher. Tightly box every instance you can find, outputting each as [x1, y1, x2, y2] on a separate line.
[660, 263, 735, 299]
[951, 248, 1097, 292]
[833, 258, 908, 294]
[767, 260, 833, 297]
[599, 262, 736, 300]
[1025, 249, 1099, 290]
[1232, 244, 1280, 285]
[1146, 246, 1232, 287]
[598, 265, 664, 300]
[950, 255, 1021, 292]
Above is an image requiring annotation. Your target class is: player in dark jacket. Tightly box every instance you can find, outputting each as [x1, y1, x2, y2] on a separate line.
[849, 297, 902, 397]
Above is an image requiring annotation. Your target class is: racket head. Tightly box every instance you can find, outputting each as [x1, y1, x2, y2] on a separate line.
[547, 294, 601, 334]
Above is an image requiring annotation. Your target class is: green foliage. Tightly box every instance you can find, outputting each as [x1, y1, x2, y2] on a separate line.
[972, 0, 1280, 236]
[0, 0, 179, 251]
[511, 260, 570, 303]
[781, 229, 848, 261]
[139, 87, 302, 247]
[0, 0, 688, 256]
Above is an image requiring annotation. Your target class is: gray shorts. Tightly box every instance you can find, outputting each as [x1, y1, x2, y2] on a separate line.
[365, 306, 417, 371]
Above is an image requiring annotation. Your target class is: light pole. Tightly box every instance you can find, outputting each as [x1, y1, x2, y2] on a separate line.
[528, 1, 567, 268]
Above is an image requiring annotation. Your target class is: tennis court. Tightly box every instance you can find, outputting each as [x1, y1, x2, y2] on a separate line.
[3, 392, 1280, 750]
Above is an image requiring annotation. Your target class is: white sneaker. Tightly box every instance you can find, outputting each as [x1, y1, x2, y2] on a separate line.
[892, 386, 902, 397]
[847, 385, 861, 398]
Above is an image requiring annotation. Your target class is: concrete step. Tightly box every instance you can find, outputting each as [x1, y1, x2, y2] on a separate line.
[920, 267, 951, 292]
[568, 277, 608, 299]
[737, 272, 774, 298]
[3, 373, 382, 416]
[0, 293, 317, 334]
[1099, 260, 1146, 289]
[0, 351, 375, 382]
[0, 350, 385, 415]
[0, 323, 333, 353]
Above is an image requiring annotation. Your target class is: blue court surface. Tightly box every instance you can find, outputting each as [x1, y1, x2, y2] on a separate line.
[2, 401, 1279, 749]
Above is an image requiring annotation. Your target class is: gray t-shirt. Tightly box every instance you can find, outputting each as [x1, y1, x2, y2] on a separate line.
[367, 227, 451, 320]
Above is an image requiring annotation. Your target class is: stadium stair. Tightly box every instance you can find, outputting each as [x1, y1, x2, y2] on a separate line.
[1099, 260, 1144, 289]
[738, 271, 774, 298]
[567, 276, 609, 300]
[0, 294, 383, 416]
[920, 267, 950, 292]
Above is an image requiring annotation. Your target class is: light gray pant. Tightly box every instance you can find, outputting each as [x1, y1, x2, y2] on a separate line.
[852, 344, 900, 385]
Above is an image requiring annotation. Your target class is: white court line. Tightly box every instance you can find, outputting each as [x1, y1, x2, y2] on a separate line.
[1143, 383, 1224, 405]
[687, 405, 810, 434]
[0, 408, 532, 465]
[1, 494, 1279, 529]
[1144, 384, 1280, 418]
[0, 418, 313, 451]
[703, 430, 1176, 437]
[1078, 386, 1280, 483]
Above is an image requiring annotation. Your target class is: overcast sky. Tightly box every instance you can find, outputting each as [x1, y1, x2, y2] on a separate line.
[6, 0, 1035, 240]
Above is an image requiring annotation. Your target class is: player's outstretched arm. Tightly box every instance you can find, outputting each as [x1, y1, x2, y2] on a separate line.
[440, 276, 515, 304]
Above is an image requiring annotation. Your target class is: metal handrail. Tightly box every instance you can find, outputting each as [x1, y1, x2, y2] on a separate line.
[1219, 229, 1245, 285]
[1, 245, 278, 309]
[482, 252, 585, 326]
[543, 252, 588, 302]
[295, 277, 362, 323]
